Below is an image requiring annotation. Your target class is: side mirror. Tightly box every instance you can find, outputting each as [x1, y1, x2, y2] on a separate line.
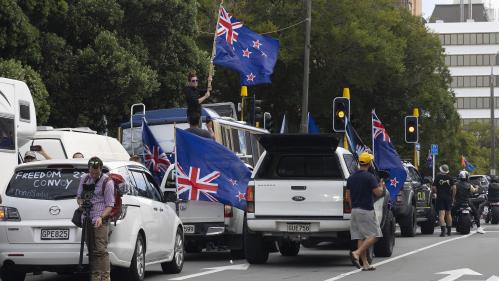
[163, 191, 177, 203]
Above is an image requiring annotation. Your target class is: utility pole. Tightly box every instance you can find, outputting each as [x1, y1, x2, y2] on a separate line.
[490, 53, 497, 176]
[300, 0, 311, 133]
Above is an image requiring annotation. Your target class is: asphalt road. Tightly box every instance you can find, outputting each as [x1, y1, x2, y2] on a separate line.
[26, 224, 499, 281]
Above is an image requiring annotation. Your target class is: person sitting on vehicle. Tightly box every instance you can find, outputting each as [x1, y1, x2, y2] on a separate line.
[454, 170, 485, 234]
[432, 164, 456, 237]
[24, 146, 52, 163]
[347, 152, 385, 271]
[73, 152, 84, 159]
[185, 111, 213, 139]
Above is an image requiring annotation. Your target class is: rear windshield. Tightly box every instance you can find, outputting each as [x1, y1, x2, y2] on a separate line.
[257, 154, 343, 179]
[6, 169, 87, 200]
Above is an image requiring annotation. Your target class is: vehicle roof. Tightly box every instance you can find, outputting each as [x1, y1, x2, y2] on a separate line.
[257, 134, 340, 153]
[120, 107, 220, 128]
[215, 118, 269, 133]
[14, 159, 146, 172]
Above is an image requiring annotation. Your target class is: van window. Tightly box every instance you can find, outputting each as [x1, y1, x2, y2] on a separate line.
[19, 102, 30, 122]
[258, 154, 343, 179]
[111, 166, 135, 195]
[32, 139, 67, 159]
[6, 169, 86, 200]
[143, 172, 162, 202]
[130, 170, 150, 199]
[0, 116, 15, 151]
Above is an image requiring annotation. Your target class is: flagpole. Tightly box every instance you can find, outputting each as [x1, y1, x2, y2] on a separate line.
[207, 1, 224, 92]
[371, 110, 375, 158]
[174, 122, 179, 216]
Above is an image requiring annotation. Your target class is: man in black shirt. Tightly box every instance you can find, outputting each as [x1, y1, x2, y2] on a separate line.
[454, 170, 484, 234]
[185, 112, 213, 139]
[184, 72, 210, 121]
[347, 152, 385, 271]
[432, 164, 456, 236]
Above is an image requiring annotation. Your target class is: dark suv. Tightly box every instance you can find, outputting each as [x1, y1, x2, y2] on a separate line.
[392, 162, 435, 236]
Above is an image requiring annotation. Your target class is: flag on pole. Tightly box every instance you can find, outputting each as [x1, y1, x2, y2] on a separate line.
[175, 128, 251, 210]
[213, 6, 280, 85]
[142, 121, 171, 184]
[372, 110, 407, 202]
[461, 155, 476, 172]
[426, 149, 433, 169]
[280, 114, 288, 134]
[307, 113, 320, 134]
[345, 116, 369, 158]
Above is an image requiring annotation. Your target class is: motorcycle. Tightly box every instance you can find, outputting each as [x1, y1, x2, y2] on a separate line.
[453, 203, 473, 234]
[487, 184, 499, 224]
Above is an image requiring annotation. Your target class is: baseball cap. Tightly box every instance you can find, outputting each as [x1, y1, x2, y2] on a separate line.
[358, 152, 374, 165]
[24, 151, 36, 159]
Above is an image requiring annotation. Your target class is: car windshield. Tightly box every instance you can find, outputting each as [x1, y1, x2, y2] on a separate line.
[6, 168, 87, 200]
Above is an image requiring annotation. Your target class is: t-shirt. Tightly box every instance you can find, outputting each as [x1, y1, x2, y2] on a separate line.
[433, 173, 454, 201]
[185, 127, 212, 139]
[184, 86, 204, 118]
[347, 170, 379, 211]
[455, 181, 472, 205]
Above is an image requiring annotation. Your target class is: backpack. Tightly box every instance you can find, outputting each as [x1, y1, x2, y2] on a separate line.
[82, 173, 125, 222]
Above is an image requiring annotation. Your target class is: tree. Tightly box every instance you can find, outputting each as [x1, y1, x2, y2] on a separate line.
[0, 59, 50, 124]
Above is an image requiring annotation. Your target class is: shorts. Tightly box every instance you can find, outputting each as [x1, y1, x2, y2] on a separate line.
[437, 198, 452, 211]
[350, 208, 382, 240]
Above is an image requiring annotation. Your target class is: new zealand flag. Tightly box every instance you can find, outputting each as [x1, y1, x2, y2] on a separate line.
[142, 121, 171, 184]
[372, 110, 407, 202]
[214, 6, 279, 86]
[175, 128, 251, 210]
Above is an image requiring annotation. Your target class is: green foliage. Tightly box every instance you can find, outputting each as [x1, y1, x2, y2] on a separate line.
[0, 59, 50, 124]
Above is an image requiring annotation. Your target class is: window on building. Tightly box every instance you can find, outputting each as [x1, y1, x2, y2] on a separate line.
[451, 34, 458, 45]
[458, 34, 464, 45]
[477, 33, 483, 44]
[470, 33, 477, 44]
[483, 33, 490, 44]
[464, 33, 470, 45]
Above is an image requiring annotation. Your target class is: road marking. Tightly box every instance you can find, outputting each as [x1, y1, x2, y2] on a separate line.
[169, 263, 249, 280]
[323, 231, 476, 281]
[435, 268, 481, 281]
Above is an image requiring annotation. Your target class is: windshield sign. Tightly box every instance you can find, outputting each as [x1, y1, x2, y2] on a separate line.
[6, 169, 86, 200]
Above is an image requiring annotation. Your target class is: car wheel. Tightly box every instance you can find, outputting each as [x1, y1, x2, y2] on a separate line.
[278, 240, 300, 256]
[243, 220, 269, 264]
[491, 206, 499, 224]
[128, 234, 146, 281]
[400, 205, 417, 237]
[374, 210, 395, 257]
[162, 228, 184, 274]
[0, 267, 26, 281]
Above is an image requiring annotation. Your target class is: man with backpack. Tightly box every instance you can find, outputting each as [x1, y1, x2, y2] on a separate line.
[76, 157, 115, 281]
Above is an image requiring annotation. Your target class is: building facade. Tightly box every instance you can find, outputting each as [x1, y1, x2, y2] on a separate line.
[397, 0, 422, 16]
[426, 22, 499, 127]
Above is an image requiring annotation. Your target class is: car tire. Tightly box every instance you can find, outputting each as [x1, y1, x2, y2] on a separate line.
[420, 209, 436, 234]
[400, 205, 417, 237]
[161, 228, 184, 274]
[278, 240, 300, 256]
[491, 207, 499, 224]
[0, 268, 26, 281]
[127, 234, 146, 281]
[244, 220, 269, 264]
[374, 210, 395, 257]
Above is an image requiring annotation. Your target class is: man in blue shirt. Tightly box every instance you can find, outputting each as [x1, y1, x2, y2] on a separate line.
[347, 152, 385, 271]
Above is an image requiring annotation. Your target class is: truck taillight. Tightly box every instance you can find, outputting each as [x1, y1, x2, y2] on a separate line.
[343, 186, 351, 214]
[224, 205, 233, 218]
[0, 206, 21, 221]
[246, 185, 255, 213]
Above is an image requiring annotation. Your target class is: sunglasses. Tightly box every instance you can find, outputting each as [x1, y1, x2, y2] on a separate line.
[88, 160, 102, 168]
[191, 79, 198, 82]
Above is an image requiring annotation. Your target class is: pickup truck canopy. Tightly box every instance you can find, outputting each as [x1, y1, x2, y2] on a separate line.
[257, 134, 339, 153]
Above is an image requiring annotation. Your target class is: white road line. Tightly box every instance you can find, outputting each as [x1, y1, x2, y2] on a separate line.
[323, 231, 476, 281]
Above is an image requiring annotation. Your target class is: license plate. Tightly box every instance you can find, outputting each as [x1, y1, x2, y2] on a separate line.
[41, 229, 69, 240]
[183, 225, 195, 234]
[287, 223, 311, 233]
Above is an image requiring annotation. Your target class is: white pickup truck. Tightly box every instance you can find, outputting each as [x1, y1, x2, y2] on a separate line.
[244, 134, 395, 264]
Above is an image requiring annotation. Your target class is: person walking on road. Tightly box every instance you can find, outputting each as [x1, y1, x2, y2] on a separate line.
[432, 164, 456, 237]
[76, 157, 115, 281]
[347, 152, 385, 271]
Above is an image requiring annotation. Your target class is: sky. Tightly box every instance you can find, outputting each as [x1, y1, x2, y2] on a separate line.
[422, 0, 499, 19]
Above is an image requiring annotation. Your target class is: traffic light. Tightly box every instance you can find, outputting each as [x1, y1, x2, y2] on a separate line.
[263, 112, 273, 132]
[405, 116, 418, 143]
[254, 99, 263, 125]
[332, 97, 350, 132]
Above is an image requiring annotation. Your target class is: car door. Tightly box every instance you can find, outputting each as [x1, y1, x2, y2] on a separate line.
[129, 169, 160, 261]
[143, 171, 173, 258]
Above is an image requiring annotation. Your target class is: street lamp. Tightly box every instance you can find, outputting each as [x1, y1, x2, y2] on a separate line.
[489, 52, 499, 176]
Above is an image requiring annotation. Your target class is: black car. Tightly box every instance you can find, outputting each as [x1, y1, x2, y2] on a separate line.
[392, 162, 435, 236]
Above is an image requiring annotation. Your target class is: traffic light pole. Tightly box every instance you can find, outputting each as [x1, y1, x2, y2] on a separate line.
[300, 0, 311, 133]
[343, 88, 350, 150]
[413, 108, 419, 170]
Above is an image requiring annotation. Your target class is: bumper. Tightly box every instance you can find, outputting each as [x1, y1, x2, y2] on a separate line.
[247, 218, 351, 237]
[182, 222, 242, 249]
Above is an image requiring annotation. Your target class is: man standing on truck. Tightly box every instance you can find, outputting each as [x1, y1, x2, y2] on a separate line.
[184, 71, 211, 122]
[347, 152, 385, 271]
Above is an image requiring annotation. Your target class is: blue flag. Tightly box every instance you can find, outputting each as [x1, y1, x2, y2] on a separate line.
[142, 122, 172, 184]
[372, 111, 407, 202]
[307, 113, 320, 134]
[461, 155, 476, 172]
[345, 116, 370, 158]
[427, 149, 433, 169]
[175, 128, 251, 210]
[213, 6, 279, 86]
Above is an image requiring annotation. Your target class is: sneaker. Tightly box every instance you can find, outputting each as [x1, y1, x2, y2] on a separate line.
[477, 227, 485, 234]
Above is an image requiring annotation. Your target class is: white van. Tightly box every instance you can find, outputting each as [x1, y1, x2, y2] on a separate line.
[20, 127, 130, 162]
[0, 78, 37, 193]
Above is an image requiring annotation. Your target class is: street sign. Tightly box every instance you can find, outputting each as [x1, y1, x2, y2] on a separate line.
[416, 143, 420, 151]
[431, 144, 439, 155]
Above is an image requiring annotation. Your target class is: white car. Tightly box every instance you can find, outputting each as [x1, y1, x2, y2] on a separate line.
[0, 159, 184, 281]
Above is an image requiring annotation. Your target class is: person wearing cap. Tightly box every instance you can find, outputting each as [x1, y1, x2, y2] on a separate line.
[76, 157, 115, 281]
[347, 152, 385, 271]
[24, 146, 52, 163]
[432, 164, 456, 237]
